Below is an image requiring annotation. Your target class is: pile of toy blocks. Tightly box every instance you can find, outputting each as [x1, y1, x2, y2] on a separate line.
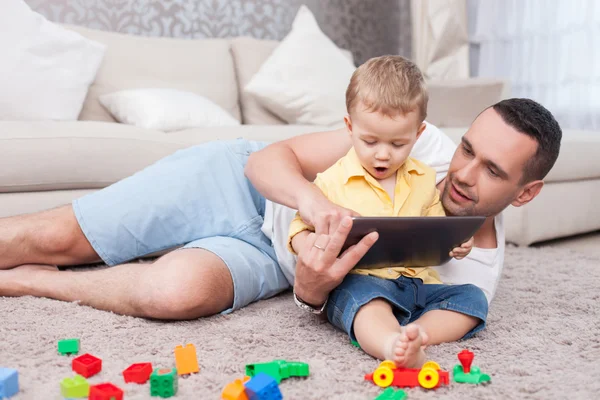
[222, 360, 310, 400]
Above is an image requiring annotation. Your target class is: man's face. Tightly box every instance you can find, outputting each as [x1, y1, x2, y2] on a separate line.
[442, 108, 540, 217]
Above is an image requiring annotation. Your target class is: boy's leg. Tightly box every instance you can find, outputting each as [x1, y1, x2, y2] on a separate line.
[353, 299, 428, 368]
[326, 274, 428, 368]
[411, 283, 489, 345]
[414, 310, 480, 345]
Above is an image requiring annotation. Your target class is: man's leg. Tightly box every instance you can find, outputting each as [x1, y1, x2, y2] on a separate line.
[0, 249, 233, 319]
[0, 205, 99, 269]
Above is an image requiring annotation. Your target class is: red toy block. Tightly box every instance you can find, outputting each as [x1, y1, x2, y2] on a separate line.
[89, 382, 123, 400]
[123, 362, 153, 384]
[72, 353, 102, 378]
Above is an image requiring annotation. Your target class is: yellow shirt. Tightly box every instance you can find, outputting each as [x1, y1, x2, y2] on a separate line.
[287, 147, 446, 284]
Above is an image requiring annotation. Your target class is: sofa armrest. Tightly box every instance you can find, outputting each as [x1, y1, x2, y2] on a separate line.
[426, 78, 511, 128]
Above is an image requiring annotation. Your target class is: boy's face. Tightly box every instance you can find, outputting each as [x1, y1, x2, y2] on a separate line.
[344, 103, 425, 181]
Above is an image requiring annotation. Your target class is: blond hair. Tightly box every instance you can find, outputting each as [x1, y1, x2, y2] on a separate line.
[345, 55, 428, 122]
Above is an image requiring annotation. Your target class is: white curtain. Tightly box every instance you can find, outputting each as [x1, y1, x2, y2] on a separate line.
[411, 0, 470, 80]
[473, 0, 600, 131]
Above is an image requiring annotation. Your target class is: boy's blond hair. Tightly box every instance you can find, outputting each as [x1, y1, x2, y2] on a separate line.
[345, 55, 428, 122]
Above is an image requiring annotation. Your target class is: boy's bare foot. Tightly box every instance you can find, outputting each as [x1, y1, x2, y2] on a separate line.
[0, 264, 58, 296]
[384, 324, 429, 368]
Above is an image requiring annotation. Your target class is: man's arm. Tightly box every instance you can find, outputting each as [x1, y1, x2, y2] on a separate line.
[245, 128, 355, 234]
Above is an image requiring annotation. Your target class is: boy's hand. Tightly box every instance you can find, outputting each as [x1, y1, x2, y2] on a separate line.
[449, 237, 473, 260]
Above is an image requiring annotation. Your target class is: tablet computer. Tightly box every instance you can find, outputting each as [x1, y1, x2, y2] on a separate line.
[340, 216, 486, 268]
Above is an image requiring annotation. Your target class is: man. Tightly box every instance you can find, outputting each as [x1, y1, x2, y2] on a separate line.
[0, 99, 561, 320]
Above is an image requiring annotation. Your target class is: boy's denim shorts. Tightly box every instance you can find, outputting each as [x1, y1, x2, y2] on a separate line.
[72, 138, 290, 313]
[326, 274, 489, 341]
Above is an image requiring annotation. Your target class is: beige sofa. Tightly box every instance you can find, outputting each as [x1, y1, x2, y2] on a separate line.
[1, 25, 598, 246]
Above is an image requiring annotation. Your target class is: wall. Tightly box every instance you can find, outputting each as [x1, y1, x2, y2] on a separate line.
[25, 0, 412, 65]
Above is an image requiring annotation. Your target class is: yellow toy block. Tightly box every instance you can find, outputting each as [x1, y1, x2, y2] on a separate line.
[174, 343, 200, 375]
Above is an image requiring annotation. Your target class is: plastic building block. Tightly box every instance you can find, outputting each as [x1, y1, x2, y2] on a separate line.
[150, 368, 178, 398]
[58, 338, 80, 355]
[374, 387, 407, 400]
[351, 340, 361, 348]
[222, 376, 250, 400]
[60, 375, 89, 398]
[174, 343, 200, 375]
[0, 368, 19, 398]
[245, 360, 309, 383]
[365, 360, 449, 389]
[123, 362, 153, 384]
[72, 353, 102, 378]
[453, 349, 491, 385]
[244, 373, 282, 400]
[89, 382, 123, 400]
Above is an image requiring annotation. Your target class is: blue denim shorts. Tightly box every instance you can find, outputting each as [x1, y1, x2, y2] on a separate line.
[72, 138, 290, 313]
[326, 274, 489, 341]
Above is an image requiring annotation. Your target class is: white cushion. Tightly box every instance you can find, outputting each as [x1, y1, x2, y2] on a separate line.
[99, 89, 240, 132]
[0, 0, 105, 120]
[244, 5, 355, 128]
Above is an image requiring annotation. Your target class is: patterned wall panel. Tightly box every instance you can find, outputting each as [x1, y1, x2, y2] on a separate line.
[24, 0, 412, 64]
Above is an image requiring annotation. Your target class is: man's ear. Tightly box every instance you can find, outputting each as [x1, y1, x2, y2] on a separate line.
[416, 122, 426, 140]
[512, 180, 544, 207]
[344, 115, 353, 137]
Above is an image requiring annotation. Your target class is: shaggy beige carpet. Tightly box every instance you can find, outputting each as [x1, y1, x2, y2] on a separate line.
[1, 246, 599, 400]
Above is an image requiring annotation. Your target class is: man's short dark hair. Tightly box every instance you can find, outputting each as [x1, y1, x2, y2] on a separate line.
[492, 98, 562, 183]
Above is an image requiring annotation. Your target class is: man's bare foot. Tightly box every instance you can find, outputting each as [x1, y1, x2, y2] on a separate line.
[0, 264, 58, 297]
[384, 324, 429, 368]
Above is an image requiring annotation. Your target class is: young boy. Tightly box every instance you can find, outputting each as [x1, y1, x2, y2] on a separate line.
[287, 56, 486, 368]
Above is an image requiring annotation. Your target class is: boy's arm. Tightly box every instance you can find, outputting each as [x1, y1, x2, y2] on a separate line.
[425, 189, 474, 259]
[424, 189, 446, 217]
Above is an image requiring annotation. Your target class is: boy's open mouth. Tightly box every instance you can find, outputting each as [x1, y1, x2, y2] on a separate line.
[374, 167, 388, 173]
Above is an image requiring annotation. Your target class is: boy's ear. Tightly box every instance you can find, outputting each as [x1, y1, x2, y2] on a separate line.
[344, 115, 353, 136]
[512, 180, 544, 207]
[416, 122, 426, 140]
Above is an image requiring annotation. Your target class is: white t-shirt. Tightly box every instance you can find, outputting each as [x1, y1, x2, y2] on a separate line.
[260, 122, 505, 304]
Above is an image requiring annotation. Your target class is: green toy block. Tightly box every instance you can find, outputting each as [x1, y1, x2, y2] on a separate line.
[60, 375, 89, 398]
[374, 387, 407, 400]
[150, 368, 178, 398]
[245, 360, 309, 383]
[452, 364, 491, 384]
[351, 340, 361, 348]
[58, 338, 80, 355]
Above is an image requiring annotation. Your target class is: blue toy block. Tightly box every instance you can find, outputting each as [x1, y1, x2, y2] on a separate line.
[0, 368, 19, 398]
[244, 372, 282, 400]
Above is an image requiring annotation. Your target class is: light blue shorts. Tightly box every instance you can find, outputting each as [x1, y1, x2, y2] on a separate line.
[72, 138, 290, 313]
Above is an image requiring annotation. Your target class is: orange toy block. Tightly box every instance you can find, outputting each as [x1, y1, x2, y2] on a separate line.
[174, 344, 199, 375]
[221, 377, 249, 400]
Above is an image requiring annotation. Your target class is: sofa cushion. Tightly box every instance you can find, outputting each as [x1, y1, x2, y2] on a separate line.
[441, 127, 600, 183]
[99, 88, 240, 131]
[0, 121, 186, 193]
[0, 121, 327, 193]
[167, 125, 330, 143]
[64, 25, 241, 123]
[231, 37, 354, 125]
[0, 1, 105, 121]
[426, 78, 509, 128]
